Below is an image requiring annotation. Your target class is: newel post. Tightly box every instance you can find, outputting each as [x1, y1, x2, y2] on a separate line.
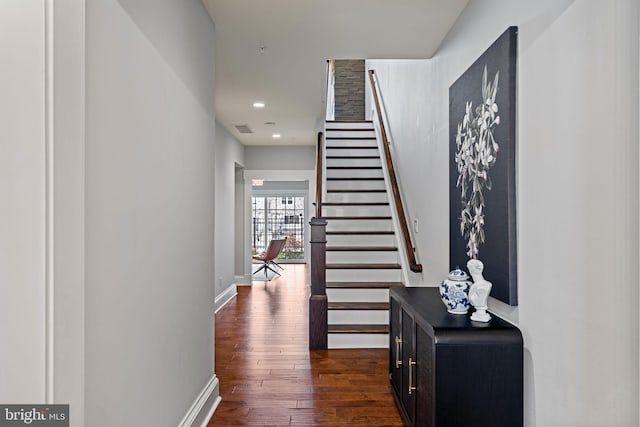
[309, 217, 328, 350]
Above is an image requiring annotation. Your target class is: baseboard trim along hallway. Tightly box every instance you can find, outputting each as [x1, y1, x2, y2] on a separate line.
[215, 283, 237, 313]
[179, 375, 221, 427]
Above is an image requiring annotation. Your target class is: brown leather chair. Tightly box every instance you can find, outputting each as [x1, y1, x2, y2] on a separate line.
[252, 238, 287, 278]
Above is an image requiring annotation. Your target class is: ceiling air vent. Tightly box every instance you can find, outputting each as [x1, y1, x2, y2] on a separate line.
[234, 124, 253, 134]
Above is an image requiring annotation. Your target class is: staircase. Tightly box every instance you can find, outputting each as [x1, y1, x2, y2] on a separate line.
[322, 120, 404, 348]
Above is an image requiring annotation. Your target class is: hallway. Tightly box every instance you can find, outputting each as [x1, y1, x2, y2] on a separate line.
[209, 264, 402, 426]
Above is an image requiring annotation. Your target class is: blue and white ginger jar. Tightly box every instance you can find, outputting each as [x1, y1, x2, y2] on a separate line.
[440, 267, 471, 314]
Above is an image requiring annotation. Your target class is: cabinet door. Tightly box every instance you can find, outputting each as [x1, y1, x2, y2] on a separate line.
[401, 308, 416, 424]
[389, 296, 402, 398]
[414, 324, 435, 427]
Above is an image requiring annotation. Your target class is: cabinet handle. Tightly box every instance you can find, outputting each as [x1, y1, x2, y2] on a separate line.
[394, 336, 402, 368]
[408, 357, 417, 395]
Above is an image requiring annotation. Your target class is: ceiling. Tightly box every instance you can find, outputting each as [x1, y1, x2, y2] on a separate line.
[203, 0, 469, 146]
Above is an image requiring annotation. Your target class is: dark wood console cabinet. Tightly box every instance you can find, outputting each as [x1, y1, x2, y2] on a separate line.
[389, 287, 523, 427]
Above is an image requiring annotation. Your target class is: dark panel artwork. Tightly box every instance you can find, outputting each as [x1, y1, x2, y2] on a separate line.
[449, 27, 518, 306]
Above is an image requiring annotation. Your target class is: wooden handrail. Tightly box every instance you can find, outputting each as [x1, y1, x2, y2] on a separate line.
[368, 70, 422, 273]
[315, 131, 323, 218]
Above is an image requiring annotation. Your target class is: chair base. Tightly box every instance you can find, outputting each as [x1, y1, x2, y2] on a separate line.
[252, 262, 281, 278]
[269, 260, 284, 271]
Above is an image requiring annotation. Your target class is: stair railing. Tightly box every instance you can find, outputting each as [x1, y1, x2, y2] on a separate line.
[368, 69, 423, 273]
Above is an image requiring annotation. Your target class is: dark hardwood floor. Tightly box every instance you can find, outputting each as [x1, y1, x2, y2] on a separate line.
[209, 264, 402, 426]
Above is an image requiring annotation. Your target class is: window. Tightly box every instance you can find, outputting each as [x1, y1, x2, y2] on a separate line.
[252, 195, 305, 261]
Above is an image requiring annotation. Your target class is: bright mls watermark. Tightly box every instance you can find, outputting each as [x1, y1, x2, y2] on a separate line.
[0, 405, 68, 426]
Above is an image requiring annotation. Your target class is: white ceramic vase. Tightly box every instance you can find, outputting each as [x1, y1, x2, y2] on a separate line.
[440, 267, 471, 314]
[467, 259, 492, 322]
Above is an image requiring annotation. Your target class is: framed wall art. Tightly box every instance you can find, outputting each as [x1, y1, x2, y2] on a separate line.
[449, 26, 518, 306]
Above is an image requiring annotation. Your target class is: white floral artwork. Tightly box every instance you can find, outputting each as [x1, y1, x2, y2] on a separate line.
[454, 66, 500, 259]
[449, 26, 518, 306]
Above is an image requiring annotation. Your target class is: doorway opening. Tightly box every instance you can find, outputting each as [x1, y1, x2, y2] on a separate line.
[251, 194, 306, 262]
[243, 172, 314, 279]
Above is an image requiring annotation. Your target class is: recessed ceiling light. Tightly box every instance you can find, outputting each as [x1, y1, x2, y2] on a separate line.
[272, 133, 281, 139]
[253, 102, 265, 108]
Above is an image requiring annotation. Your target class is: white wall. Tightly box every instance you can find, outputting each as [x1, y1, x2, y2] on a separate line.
[244, 145, 316, 170]
[368, 0, 639, 425]
[1, 2, 86, 422]
[51, 0, 86, 420]
[85, 1, 218, 426]
[0, 0, 46, 403]
[215, 121, 244, 300]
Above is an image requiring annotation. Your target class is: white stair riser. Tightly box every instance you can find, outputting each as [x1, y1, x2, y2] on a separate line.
[327, 219, 393, 232]
[325, 192, 389, 203]
[327, 269, 402, 282]
[326, 121, 373, 130]
[326, 180, 386, 191]
[326, 288, 389, 302]
[328, 333, 388, 349]
[328, 310, 389, 325]
[326, 139, 377, 148]
[323, 205, 390, 217]
[326, 168, 383, 179]
[326, 158, 381, 167]
[326, 148, 379, 157]
[325, 130, 375, 138]
[326, 234, 396, 247]
[326, 250, 399, 264]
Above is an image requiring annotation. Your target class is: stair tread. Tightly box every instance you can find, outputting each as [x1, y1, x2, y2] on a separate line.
[326, 156, 380, 159]
[326, 146, 378, 149]
[327, 246, 398, 251]
[327, 263, 401, 269]
[325, 128, 374, 131]
[326, 146, 377, 149]
[327, 177, 384, 181]
[322, 202, 389, 206]
[327, 166, 382, 170]
[328, 324, 389, 334]
[328, 302, 390, 310]
[325, 137, 376, 140]
[326, 120, 373, 123]
[327, 281, 403, 289]
[326, 230, 394, 235]
[327, 189, 386, 193]
[324, 216, 391, 220]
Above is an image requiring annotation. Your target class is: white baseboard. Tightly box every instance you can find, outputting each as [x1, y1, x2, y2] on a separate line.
[235, 274, 252, 286]
[215, 283, 237, 313]
[178, 375, 221, 427]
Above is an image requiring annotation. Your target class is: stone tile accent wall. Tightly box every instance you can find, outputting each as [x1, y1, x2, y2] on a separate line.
[334, 59, 365, 120]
